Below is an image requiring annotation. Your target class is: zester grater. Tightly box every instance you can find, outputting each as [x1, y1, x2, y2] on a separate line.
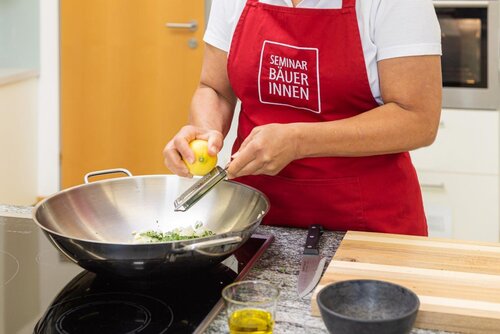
[174, 166, 228, 212]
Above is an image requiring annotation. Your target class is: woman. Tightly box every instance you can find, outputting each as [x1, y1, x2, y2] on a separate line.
[163, 0, 442, 236]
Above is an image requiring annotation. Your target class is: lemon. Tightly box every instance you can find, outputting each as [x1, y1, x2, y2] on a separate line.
[184, 139, 217, 176]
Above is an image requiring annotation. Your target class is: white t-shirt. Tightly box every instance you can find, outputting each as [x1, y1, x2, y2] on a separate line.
[204, 0, 442, 104]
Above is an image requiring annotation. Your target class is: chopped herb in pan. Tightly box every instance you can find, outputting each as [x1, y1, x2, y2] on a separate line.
[132, 221, 215, 243]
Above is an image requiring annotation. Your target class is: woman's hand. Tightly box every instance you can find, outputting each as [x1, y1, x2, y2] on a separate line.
[227, 123, 299, 178]
[163, 125, 224, 177]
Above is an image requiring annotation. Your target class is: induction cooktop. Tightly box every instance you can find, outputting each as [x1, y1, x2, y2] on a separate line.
[0, 215, 273, 334]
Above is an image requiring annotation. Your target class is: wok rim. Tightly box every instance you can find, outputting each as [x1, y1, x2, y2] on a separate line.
[32, 174, 270, 246]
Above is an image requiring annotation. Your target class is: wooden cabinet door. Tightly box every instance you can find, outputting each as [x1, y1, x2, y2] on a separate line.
[61, 0, 205, 188]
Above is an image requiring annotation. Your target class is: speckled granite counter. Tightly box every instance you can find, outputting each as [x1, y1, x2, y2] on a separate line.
[205, 224, 455, 334]
[0, 204, 454, 334]
[0, 204, 33, 217]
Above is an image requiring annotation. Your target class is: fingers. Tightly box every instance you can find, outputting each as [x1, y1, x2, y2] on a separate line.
[163, 125, 224, 177]
[177, 127, 223, 158]
[173, 135, 194, 165]
[207, 133, 223, 157]
[227, 143, 263, 178]
[226, 151, 242, 179]
[227, 158, 263, 179]
[228, 149, 276, 178]
[163, 140, 192, 177]
[226, 130, 259, 178]
[197, 130, 223, 157]
[226, 124, 293, 178]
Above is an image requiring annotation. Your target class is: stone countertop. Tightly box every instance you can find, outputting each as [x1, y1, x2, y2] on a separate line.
[0, 204, 454, 334]
[205, 224, 455, 334]
[0, 204, 33, 217]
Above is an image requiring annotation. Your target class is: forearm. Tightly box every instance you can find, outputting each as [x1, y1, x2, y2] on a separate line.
[188, 43, 237, 138]
[189, 84, 236, 137]
[292, 102, 440, 158]
[292, 56, 442, 159]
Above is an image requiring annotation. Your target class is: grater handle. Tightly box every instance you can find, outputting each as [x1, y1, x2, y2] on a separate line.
[174, 166, 228, 212]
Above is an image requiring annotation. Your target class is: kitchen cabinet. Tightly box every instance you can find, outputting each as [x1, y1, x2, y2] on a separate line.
[417, 171, 498, 242]
[60, 0, 205, 188]
[411, 109, 500, 242]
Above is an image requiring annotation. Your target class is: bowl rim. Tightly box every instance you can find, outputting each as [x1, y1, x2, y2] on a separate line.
[317, 279, 420, 324]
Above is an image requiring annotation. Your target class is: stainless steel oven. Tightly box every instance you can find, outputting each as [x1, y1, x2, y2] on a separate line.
[434, 0, 500, 110]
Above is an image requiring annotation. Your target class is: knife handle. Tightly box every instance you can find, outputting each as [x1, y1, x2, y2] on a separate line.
[304, 224, 323, 255]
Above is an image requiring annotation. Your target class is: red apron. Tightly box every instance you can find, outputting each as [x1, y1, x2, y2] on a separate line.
[227, 0, 427, 236]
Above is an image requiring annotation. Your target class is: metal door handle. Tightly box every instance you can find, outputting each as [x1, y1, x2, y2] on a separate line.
[165, 20, 198, 31]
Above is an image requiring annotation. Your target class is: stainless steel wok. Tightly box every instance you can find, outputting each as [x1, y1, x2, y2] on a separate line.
[33, 169, 269, 277]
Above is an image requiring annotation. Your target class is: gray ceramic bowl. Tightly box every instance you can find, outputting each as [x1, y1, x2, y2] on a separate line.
[317, 280, 420, 334]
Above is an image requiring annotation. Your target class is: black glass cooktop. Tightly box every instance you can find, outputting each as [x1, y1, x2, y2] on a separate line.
[0, 215, 273, 334]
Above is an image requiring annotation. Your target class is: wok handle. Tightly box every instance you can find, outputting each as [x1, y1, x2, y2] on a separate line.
[84, 168, 133, 184]
[176, 236, 243, 252]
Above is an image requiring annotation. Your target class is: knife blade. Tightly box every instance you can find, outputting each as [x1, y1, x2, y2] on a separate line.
[297, 224, 326, 298]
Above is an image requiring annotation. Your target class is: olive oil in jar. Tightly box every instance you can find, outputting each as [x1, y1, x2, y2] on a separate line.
[228, 308, 274, 334]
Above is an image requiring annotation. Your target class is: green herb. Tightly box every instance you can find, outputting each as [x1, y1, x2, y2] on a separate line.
[132, 222, 215, 243]
[138, 229, 214, 242]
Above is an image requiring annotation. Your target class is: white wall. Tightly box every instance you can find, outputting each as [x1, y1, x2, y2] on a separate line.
[0, 78, 38, 205]
[0, 0, 40, 69]
[38, 0, 60, 197]
[219, 101, 240, 165]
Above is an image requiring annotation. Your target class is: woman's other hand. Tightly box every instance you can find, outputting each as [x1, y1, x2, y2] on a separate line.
[227, 123, 299, 178]
[163, 125, 224, 177]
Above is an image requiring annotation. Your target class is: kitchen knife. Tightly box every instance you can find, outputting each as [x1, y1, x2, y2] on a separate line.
[297, 224, 326, 298]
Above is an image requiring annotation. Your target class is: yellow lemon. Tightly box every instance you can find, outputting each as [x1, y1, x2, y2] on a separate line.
[184, 139, 217, 176]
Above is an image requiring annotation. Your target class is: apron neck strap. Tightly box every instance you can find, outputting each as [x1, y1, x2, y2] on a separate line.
[247, 0, 356, 8]
[247, 0, 355, 8]
[342, 0, 355, 8]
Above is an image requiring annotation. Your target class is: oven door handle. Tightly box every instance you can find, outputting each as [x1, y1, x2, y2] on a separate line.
[433, 1, 489, 8]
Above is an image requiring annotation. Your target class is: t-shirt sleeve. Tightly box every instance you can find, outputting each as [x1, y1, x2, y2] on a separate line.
[203, 0, 242, 52]
[374, 0, 442, 61]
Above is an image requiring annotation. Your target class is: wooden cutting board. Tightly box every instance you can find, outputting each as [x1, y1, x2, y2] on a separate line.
[310, 231, 500, 334]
